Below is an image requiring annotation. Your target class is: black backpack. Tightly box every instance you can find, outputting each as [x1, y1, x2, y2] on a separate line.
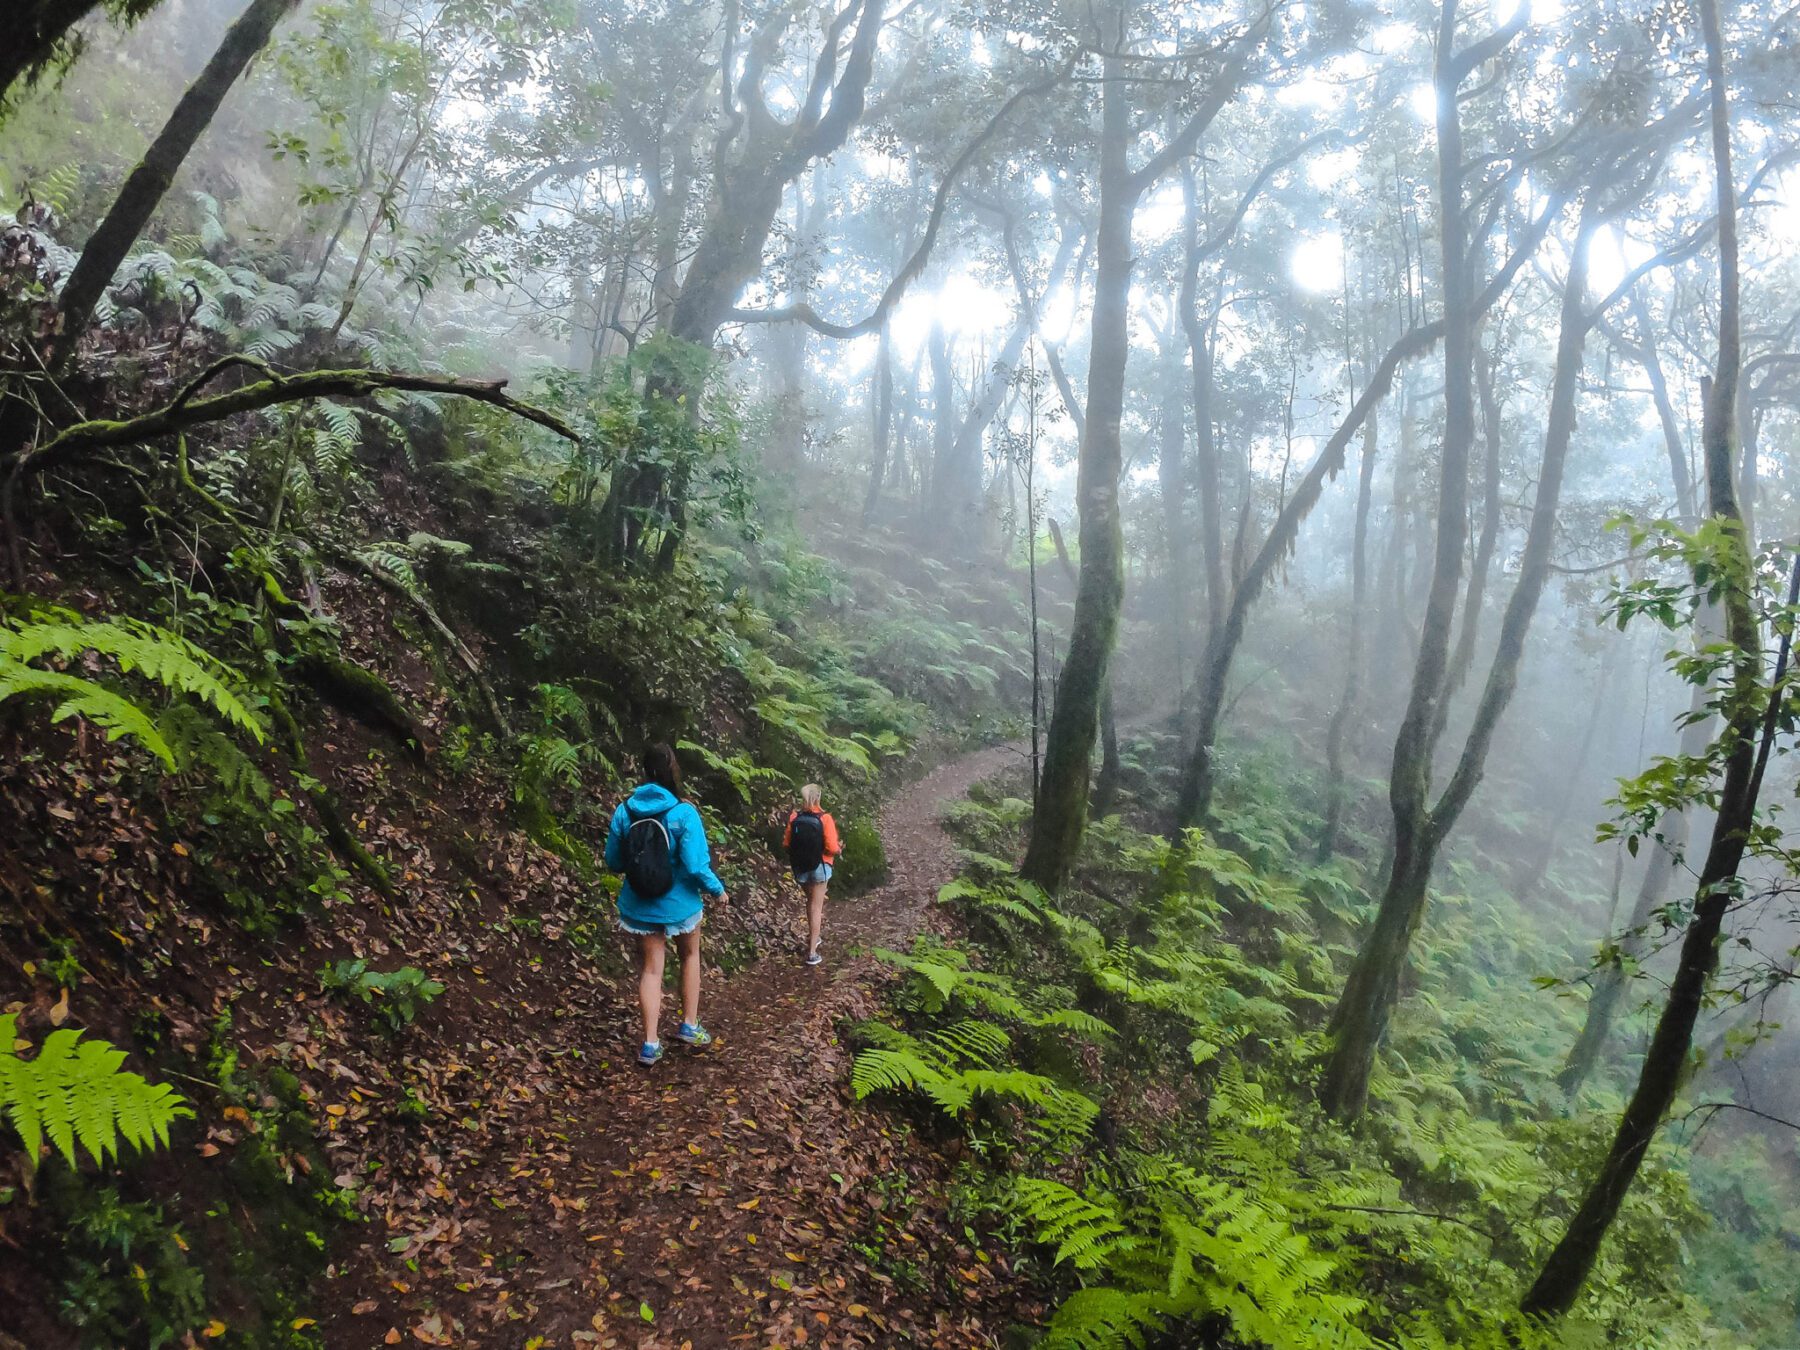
[788, 809, 826, 874]
[622, 803, 675, 898]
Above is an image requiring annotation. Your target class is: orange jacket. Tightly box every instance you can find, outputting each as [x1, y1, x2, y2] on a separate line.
[784, 809, 841, 862]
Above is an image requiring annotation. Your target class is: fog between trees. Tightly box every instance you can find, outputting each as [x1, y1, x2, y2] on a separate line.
[5, 0, 1800, 1343]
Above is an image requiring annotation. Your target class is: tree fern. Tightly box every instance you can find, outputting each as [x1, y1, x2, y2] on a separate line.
[0, 1015, 190, 1170]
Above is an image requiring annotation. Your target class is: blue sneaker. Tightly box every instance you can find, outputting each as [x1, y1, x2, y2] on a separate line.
[637, 1041, 662, 1066]
[676, 1022, 713, 1048]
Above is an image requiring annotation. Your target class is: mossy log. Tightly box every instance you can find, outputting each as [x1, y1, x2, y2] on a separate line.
[290, 650, 428, 760]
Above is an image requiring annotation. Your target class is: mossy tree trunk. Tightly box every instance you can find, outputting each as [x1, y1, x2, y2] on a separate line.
[1319, 60, 1590, 1118]
[4, 1, 97, 108]
[1020, 36, 1136, 893]
[3, 1, 166, 114]
[599, 0, 886, 570]
[1022, 8, 1258, 890]
[48, 0, 299, 369]
[1522, 1, 1757, 1312]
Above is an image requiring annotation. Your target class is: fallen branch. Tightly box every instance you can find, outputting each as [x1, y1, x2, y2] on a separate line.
[6, 359, 579, 479]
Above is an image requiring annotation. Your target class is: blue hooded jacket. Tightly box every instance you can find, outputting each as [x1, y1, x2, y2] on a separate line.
[604, 783, 724, 930]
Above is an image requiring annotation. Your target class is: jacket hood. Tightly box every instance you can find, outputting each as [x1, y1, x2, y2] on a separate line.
[627, 783, 680, 813]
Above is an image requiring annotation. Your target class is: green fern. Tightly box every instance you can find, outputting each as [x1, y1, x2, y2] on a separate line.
[0, 611, 262, 766]
[0, 1014, 190, 1170]
[1012, 1177, 1134, 1271]
[1040, 1288, 1175, 1350]
[678, 739, 791, 805]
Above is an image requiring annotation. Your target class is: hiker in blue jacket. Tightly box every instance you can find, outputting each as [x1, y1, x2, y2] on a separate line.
[604, 743, 727, 1066]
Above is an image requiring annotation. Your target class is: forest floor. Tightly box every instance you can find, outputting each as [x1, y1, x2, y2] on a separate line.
[318, 741, 1040, 1350]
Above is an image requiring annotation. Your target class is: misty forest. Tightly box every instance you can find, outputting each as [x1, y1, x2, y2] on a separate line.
[3, 0, 1800, 1345]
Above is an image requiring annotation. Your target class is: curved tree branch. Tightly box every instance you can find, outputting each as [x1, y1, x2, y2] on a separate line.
[8, 362, 578, 479]
[725, 58, 1076, 339]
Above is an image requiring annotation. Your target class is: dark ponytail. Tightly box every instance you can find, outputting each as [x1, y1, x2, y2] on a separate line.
[642, 741, 682, 796]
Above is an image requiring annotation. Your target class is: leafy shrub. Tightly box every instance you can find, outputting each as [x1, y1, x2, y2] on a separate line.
[0, 1013, 189, 1171]
[319, 961, 445, 1031]
[41, 1175, 207, 1350]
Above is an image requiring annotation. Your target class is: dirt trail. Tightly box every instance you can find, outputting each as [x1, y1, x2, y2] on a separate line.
[510, 743, 1026, 1348]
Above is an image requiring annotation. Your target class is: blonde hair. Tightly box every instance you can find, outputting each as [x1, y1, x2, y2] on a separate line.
[800, 783, 823, 809]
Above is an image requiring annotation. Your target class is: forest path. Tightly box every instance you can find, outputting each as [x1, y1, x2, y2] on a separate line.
[533, 742, 1027, 1349]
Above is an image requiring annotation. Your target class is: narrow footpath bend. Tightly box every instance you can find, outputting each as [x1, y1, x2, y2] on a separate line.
[548, 742, 1027, 1348]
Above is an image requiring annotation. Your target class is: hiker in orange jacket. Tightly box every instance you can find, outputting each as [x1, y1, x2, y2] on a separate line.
[783, 783, 840, 966]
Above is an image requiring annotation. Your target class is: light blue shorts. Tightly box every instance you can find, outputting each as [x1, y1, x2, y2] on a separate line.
[794, 863, 833, 886]
[618, 910, 703, 938]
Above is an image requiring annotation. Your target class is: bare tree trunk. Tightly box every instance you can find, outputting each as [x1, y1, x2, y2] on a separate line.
[1172, 312, 1467, 831]
[1375, 387, 1417, 667]
[1320, 410, 1380, 859]
[1180, 174, 1226, 658]
[925, 320, 956, 521]
[862, 319, 895, 523]
[1442, 340, 1505, 708]
[47, 0, 299, 369]
[1629, 291, 1699, 523]
[936, 318, 1029, 548]
[1524, 7, 1756, 1310]
[1157, 347, 1189, 691]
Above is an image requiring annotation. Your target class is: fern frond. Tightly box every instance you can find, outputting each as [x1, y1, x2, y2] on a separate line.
[1041, 1288, 1174, 1350]
[1, 615, 261, 745]
[0, 1015, 190, 1169]
[0, 663, 176, 765]
[1012, 1177, 1132, 1271]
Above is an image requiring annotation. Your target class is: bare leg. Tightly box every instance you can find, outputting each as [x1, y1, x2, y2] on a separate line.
[637, 934, 667, 1045]
[805, 881, 826, 957]
[674, 926, 702, 1027]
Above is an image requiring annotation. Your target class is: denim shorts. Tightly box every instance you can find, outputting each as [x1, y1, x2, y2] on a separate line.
[617, 910, 704, 938]
[794, 862, 833, 886]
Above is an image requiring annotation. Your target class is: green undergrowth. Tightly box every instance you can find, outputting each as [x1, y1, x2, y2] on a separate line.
[849, 778, 1783, 1350]
[2, 273, 1033, 1346]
